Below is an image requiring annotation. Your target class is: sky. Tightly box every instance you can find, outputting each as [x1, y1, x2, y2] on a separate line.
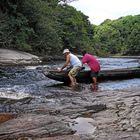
[69, 0, 140, 25]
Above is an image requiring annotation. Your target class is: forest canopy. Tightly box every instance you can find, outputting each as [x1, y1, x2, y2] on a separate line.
[93, 15, 140, 56]
[0, 0, 140, 56]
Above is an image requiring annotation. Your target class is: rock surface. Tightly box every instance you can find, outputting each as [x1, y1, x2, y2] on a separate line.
[0, 86, 140, 139]
[0, 49, 41, 65]
[0, 66, 140, 140]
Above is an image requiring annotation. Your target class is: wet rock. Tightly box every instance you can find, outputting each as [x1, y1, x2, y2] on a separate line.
[89, 88, 140, 140]
[18, 137, 32, 140]
[35, 135, 80, 140]
[0, 114, 73, 139]
[0, 67, 47, 90]
[0, 113, 17, 124]
[0, 64, 140, 139]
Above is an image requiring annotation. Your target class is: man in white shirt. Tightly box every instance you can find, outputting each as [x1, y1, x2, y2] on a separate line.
[60, 49, 82, 87]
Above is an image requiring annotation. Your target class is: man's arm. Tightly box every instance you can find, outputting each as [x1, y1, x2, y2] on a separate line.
[61, 54, 70, 71]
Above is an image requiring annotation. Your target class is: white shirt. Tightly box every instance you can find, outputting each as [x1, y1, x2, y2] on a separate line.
[69, 53, 82, 67]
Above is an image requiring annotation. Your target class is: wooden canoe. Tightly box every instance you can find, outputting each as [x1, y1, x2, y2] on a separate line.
[43, 67, 140, 83]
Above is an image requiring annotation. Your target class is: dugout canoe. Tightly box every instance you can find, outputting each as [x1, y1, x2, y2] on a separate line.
[43, 67, 140, 83]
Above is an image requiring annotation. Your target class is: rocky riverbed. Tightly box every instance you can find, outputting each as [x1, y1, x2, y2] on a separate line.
[0, 49, 140, 140]
[0, 86, 140, 140]
[0, 66, 140, 140]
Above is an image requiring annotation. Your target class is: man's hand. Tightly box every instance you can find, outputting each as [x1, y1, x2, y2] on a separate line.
[57, 67, 62, 72]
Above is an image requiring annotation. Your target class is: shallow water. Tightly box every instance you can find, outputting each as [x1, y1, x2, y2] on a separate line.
[100, 58, 139, 70]
[99, 78, 140, 91]
[0, 58, 140, 99]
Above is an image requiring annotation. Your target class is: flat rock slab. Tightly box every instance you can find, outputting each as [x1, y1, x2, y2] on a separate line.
[0, 113, 17, 124]
[0, 49, 41, 65]
[0, 114, 73, 139]
[35, 135, 80, 140]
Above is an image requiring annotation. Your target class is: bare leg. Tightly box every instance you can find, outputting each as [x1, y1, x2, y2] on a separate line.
[91, 77, 97, 91]
[68, 73, 75, 87]
[73, 77, 77, 84]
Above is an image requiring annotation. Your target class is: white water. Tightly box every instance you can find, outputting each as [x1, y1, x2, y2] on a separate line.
[0, 90, 31, 100]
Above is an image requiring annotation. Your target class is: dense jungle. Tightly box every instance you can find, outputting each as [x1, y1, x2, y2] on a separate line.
[0, 0, 140, 56]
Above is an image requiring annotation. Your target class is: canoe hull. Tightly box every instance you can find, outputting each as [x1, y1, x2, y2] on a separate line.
[43, 67, 140, 83]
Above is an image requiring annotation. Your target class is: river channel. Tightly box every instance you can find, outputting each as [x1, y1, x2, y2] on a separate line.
[0, 58, 140, 99]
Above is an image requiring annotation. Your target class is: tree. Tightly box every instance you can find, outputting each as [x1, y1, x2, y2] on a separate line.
[0, 0, 94, 55]
[93, 15, 140, 56]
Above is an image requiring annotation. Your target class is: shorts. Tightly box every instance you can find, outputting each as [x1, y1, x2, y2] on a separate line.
[90, 71, 99, 78]
[69, 67, 81, 77]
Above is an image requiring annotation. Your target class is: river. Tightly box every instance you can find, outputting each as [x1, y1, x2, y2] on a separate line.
[0, 58, 140, 99]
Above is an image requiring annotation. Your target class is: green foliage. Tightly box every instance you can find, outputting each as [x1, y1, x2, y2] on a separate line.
[0, 0, 93, 55]
[93, 15, 140, 56]
[21, 0, 63, 54]
[0, 0, 33, 50]
[0, 0, 139, 56]
[58, 5, 93, 53]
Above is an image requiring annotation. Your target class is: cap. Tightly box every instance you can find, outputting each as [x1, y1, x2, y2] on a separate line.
[63, 49, 70, 54]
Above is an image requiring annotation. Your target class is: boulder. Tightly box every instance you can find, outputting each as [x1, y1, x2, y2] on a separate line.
[0, 49, 41, 66]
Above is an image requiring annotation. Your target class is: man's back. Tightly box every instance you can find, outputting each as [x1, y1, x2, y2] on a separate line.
[82, 53, 100, 72]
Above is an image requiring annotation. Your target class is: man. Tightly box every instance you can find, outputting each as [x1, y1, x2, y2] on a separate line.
[60, 49, 82, 87]
[82, 51, 100, 91]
